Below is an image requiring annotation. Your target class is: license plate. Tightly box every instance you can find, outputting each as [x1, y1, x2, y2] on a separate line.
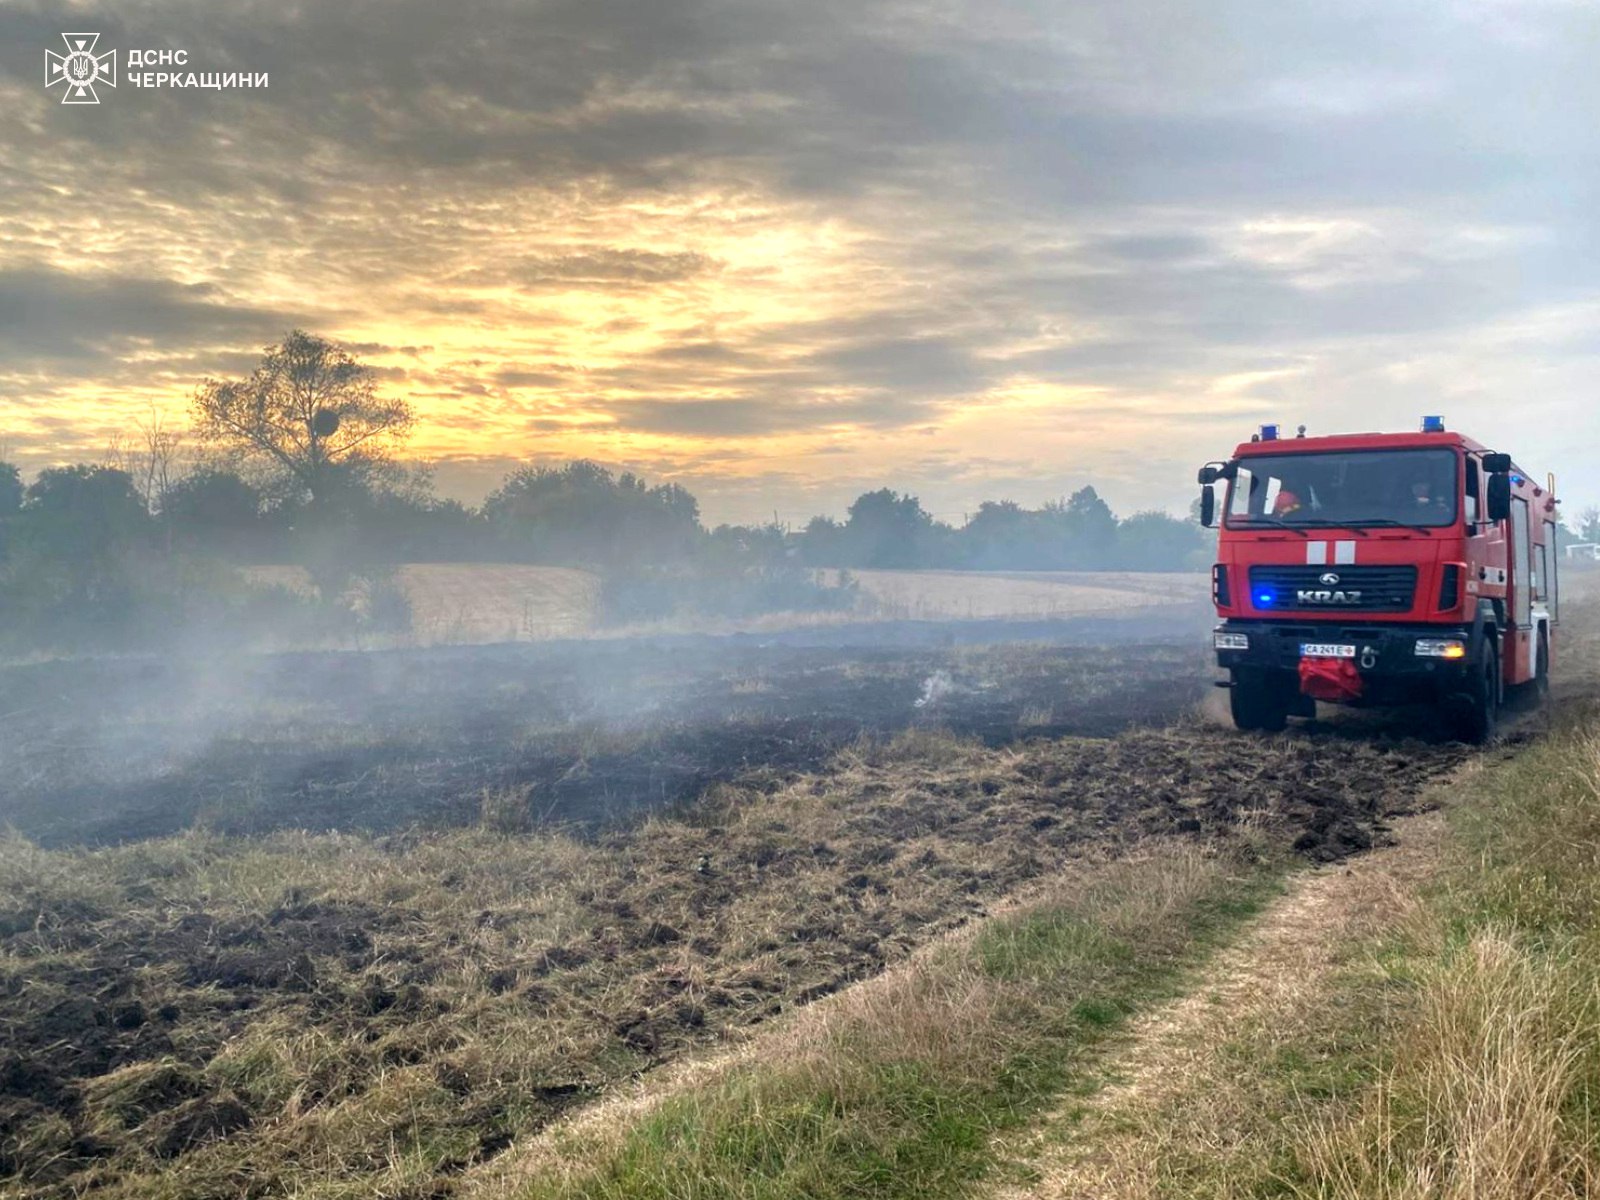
[1302, 643, 1357, 659]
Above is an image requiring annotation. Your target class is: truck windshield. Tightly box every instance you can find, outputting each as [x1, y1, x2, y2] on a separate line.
[1226, 448, 1459, 529]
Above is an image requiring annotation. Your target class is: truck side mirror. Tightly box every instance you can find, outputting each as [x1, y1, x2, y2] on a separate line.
[1199, 487, 1216, 528]
[1483, 452, 1512, 475]
[1197, 465, 1221, 486]
[1486, 473, 1512, 524]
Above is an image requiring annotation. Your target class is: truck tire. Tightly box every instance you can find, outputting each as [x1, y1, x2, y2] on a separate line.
[1454, 641, 1500, 745]
[1230, 670, 1290, 733]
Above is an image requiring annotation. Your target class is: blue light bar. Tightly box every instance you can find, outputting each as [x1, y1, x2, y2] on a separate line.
[1260, 424, 1279, 441]
[1422, 415, 1446, 433]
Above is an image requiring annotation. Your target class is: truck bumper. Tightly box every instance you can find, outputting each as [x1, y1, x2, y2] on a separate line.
[1213, 619, 1478, 705]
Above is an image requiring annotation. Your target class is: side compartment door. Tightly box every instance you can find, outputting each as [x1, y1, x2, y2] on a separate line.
[1510, 497, 1534, 683]
[1544, 519, 1559, 629]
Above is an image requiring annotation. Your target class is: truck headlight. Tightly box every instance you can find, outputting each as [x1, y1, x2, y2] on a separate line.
[1415, 639, 1467, 659]
[1214, 632, 1250, 651]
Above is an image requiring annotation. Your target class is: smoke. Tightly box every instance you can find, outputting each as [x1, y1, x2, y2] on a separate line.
[914, 670, 958, 709]
[0, 589, 1217, 848]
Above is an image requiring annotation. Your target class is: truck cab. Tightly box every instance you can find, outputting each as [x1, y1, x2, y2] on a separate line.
[1199, 419, 1559, 742]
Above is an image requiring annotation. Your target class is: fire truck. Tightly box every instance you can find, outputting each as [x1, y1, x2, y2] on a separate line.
[1199, 418, 1558, 742]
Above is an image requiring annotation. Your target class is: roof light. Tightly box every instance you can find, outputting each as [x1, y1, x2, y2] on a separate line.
[1260, 424, 1280, 441]
[1422, 415, 1446, 433]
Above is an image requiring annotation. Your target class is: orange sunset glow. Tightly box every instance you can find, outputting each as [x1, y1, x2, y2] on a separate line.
[5, 1, 1598, 522]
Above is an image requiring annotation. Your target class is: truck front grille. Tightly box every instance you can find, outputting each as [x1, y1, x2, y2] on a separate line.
[1247, 565, 1418, 613]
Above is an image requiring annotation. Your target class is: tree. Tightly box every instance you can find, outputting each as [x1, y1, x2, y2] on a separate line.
[484, 461, 701, 567]
[705, 522, 789, 570]
[0, 461, 21, 564]
[839, 489, 943, 568]
[797, 515, 845, 567]
[1039, 485, 1117, 568]
[1116, 510, 1207, 571]
[958, 500, 1037, 568]
[0, 463, 20, 516]
[162, 468, 264, 558]
[1577, 505, 1600, 545]
[7, 467, 151, 635]
[21, 465, 148, 550]
[191, 330, 414, 509]
[107, 407, 185, 514]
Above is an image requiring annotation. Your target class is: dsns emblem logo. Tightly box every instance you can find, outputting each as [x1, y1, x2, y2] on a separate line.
[46, 33, 117, 104]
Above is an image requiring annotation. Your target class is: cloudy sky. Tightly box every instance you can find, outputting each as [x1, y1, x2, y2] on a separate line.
[2, 0, 1596, 524]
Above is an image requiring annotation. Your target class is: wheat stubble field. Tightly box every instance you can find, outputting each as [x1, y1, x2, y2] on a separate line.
[242, 565, 1211, 645]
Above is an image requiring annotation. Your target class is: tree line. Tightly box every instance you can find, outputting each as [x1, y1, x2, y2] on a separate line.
[0, 460, 1209, 572]
[0, 330, 1215, 651]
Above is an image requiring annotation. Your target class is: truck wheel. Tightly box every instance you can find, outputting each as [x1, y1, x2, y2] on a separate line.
[1230, 670, 1289, 733]
[1454, 642, 1500, 745]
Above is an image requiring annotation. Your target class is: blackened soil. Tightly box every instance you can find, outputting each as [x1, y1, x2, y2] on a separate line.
[0, 616, 1212, 847]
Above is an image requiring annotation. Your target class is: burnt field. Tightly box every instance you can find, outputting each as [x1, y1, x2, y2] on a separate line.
[0, 610, 1215, 848]
[0, 608, 1484, 1198]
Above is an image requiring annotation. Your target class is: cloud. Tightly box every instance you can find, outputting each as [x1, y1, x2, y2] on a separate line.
[598, 391, 937, 436]
[0, 0, 1597, 518]
[457, 249, 717, 289]
[492, 367, 569, 388]
[0, 268, 297, 365]
[814, 335, 993, 395]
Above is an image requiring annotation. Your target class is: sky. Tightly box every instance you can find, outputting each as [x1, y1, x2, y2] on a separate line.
[2, 0, 1597, 526]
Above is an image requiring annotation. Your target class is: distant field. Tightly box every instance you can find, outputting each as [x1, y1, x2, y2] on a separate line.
[841, 568, 1208, 621]
[1565, 559, 1600, 601]
[244, 563, 603, 642]
[243, 563, 1207, 646]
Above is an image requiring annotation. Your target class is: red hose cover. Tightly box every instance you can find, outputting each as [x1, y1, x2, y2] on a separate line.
[1299, 657, 1364, 702]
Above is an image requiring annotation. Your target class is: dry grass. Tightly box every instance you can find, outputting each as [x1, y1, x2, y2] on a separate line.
[1296, 927, 1599, 1200]
[242, 563, 1204, 647]
[986, 594, 1600, 1200]
[996, 810, 1449, 1200]
[480, 843, 1278, 1200]
[1286, 725, 1600, 1200]
[0, 715, 1453, 1199]
[832, 569, 1207, 622]
[242, 563, 602, 644]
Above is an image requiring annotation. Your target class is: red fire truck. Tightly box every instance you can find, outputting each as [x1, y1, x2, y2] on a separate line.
[1199, 418, 1559, 742]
